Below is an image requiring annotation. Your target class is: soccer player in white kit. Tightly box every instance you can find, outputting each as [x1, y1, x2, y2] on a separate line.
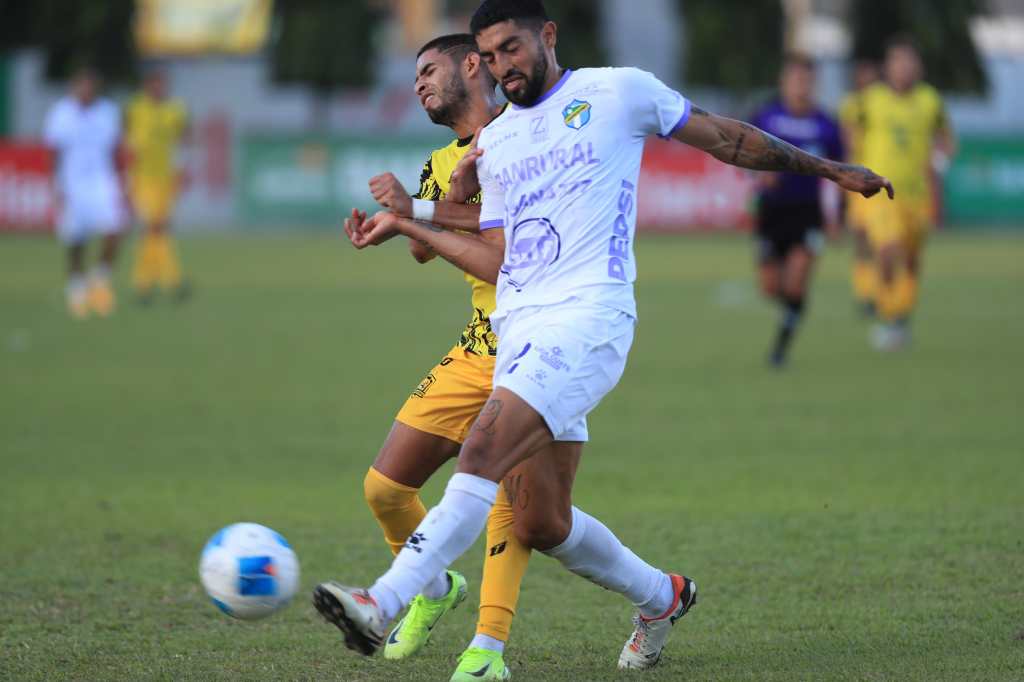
[44, 68, 126, 319]
[315, 1, 893, 672]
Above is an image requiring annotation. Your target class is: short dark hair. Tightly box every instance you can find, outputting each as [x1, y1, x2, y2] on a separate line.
[885, 33, 920, 56]
[417, 33, 478, 60]
[470, 0, 549, 35]
[783, 53, 816, 72]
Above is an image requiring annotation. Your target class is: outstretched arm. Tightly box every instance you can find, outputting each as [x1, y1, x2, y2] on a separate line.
[355, 212, 504, 285]
[674, 107, 894, 199]
[369, 172, 483, 232]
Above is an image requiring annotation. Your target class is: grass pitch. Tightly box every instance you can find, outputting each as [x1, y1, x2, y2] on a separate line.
[1, 231, 1022, 681]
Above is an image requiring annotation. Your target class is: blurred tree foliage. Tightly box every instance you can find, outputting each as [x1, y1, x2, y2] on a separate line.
[0, 0, 137, 83]
[270, 0, 381, 91]
[850, 0, 987, 93]
[679, 0, 785, 89]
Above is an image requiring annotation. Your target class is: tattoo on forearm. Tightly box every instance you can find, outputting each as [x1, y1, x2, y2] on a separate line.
[473, 399, 503, 436]
[729, 132, 746, 164]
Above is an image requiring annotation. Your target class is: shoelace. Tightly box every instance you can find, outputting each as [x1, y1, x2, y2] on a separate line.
[629, 614, 651, 651]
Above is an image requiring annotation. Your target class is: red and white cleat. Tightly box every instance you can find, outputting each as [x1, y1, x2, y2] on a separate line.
[618, 574, 697, 670]
[312, 582, 388, 656]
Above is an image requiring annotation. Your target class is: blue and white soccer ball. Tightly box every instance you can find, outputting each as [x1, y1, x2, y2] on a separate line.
[199, 522, 299, 620]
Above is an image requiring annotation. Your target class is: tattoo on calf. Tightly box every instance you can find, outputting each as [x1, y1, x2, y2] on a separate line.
[503, 473, 530, 510]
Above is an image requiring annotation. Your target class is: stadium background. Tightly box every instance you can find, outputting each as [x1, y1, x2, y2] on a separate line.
[2, 2, 1022, 681]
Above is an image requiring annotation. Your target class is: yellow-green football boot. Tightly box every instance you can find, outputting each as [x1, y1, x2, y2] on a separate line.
[382, 570, 467, 660]
[451, 647, 512, 681]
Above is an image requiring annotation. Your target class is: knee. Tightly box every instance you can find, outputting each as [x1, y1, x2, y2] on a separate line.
[514, 512, 571, 552]
[457, 434, 504, 481]
[363, 468, 414, 514]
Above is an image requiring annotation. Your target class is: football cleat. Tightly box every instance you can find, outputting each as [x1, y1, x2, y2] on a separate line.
[383, 571, 467, 660]
[618, 574, 697, 670]
[451, 647, 512, 681]
[312, 582, 387, 656]
[66, 288, 89, 320]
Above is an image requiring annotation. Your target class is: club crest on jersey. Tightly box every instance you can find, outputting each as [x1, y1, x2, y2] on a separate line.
[562, 99, 592, 130]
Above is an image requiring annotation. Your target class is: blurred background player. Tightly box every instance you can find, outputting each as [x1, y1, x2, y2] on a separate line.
[342, 34, 525, 681]
[125, 67, 190, 303]
[839, 59, 882, 316]
[43, 67, 126, 319]
[750, 54, 844, 367]
[856, 36, 956, 350]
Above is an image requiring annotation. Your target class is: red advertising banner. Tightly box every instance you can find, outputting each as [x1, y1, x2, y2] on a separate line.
[0, 142, 55, 233]
[638, 138, 755, 232]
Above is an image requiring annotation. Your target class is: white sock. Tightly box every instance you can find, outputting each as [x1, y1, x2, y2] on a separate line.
[421, 571, 451, 601]
[369, 473, 498, 621]
[469, 633, 505, 654]
[543, 507, 674, 618]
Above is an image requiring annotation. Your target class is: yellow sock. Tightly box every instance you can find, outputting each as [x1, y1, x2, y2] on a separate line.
[877, 269, 915, 322]
[852, 259, 877, 303]
[363, 467, 427, 556]
[476, 483, 531, 642]
[132, 234, 160, 291]
[154, 233, 183, 290]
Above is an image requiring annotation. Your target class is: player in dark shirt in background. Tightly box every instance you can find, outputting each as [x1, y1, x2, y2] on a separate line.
[750, 54, 844, 367]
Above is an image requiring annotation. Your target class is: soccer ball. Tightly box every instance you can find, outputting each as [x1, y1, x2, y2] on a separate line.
[199, 522, 299, 620]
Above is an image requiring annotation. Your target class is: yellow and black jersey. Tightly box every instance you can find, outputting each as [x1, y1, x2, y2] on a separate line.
[413, 135, 498, 357]
[858, 82, 948, 202]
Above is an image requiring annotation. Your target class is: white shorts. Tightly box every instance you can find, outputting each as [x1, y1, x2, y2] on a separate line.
[57, 186, 125, 245]
[492, 298, 635, 442]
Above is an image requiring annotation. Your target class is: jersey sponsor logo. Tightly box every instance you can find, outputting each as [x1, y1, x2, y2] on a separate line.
[562, 99, 592, 130]
[413, 373, 436, 398]
[530, 115, 549, 143]
[496, 142, 600, 192]
[501, 218, 561, 291]
[608, 179, 636, 282]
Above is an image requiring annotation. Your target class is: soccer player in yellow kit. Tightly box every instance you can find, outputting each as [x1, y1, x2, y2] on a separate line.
[340, 34, 525, 681]
[125, 68, 190, 302]
[854, 37, 956, 349]
[839, 59, 881, 315]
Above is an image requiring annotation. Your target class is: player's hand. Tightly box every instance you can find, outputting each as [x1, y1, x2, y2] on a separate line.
[832, 163, 895, 199]
[368, 173, 412, 217]
[447, 128, 484, 203]
[342, 208, 371, 249]
[357, 210, 403, 246]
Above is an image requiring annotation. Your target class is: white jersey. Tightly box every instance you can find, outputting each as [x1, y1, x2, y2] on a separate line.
[477, 67, 691, 322]
[43, 96, 121, 199]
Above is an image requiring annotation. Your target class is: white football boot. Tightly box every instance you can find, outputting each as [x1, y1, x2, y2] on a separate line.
[313, 582, 388, 656]
[618, 574, 697, 670]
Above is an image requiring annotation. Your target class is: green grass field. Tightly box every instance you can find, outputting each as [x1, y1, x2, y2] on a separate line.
[1, 231, 1022, 681]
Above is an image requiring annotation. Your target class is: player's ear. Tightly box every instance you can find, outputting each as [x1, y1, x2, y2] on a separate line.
[541, 21, 558, 50]
[464, 51, 481, 80]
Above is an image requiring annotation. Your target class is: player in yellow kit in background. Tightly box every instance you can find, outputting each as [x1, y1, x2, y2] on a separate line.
[125, 67, 190, 303]
[839, 59, 881, 316]
[339, 34, 525, 681]
[853, 36, 956, 350]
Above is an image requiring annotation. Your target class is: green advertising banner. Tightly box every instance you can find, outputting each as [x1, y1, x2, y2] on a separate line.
[946, 135, 1024, 226]
[239, 133, 448, 225]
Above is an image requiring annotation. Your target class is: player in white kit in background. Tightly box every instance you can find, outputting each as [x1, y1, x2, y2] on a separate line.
[44, 68, 126, 319]
[315, 0, 894, 673]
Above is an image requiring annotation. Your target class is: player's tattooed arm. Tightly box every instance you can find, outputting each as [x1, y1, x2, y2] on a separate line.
[674, 106, 895, 199]
[355, 211, 504, 284]
[473, 399, 504, 436]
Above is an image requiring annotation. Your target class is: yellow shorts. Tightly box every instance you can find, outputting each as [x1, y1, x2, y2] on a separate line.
[131, 179, 177, 225]
[395, 345, 494, 444]
[863, 196, 932, 253]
